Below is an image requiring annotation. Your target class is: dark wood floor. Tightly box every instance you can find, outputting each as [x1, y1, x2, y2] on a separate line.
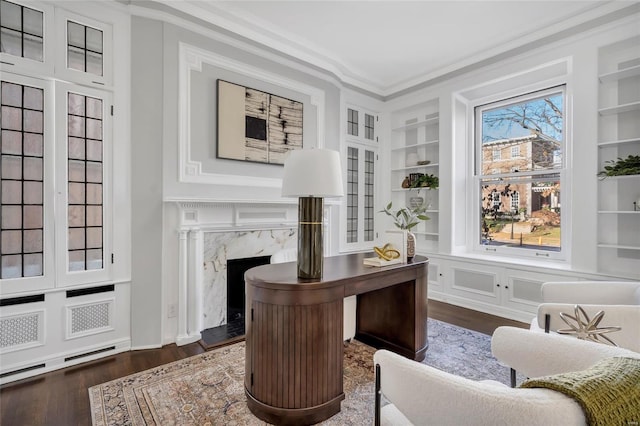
[0, 301, 527, 426]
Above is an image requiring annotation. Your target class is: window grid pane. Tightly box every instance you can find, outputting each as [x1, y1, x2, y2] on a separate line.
[68, 92, 103, 271]
[364, 113, 375, 140]
[478, 89, 564, 253]
[67, 21, 103, 77]
[0, 81, 44, 278]
[347, 147, 358, 243]
[364, 150, 375, 241]
[347, 108, 358, 137]
[0, 0, 43, 62]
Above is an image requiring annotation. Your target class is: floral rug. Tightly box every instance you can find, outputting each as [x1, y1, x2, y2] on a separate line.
[89, 319, 513, 425]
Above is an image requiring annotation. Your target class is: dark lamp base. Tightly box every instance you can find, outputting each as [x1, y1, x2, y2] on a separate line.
[297, 197, 324, 280]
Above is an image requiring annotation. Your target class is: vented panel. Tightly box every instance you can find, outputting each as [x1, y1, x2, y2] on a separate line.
[67, 300, 113, 338]
[452, 268, 496, 294]
[0, 311, 43, 351]
[510, 277, 543, 304]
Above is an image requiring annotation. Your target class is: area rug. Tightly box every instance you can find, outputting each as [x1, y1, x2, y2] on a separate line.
[89, 319, 513, 425]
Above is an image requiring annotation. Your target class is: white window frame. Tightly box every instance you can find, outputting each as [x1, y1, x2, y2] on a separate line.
[472, 86, 569, 261]
[342, 104, 379, 251]
[1, 3, 119, 295]
[55, 81, 112, 287]
[0, 0, 54, 77]
[0, 72, 55, 294]
[511, 145, 520, 158]
[54, 7, 113, 89]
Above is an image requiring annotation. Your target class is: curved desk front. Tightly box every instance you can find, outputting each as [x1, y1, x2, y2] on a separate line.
[244, 253, 428, 425]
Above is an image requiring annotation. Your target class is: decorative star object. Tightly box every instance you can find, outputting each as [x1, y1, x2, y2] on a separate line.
[557, 304, 621, 346]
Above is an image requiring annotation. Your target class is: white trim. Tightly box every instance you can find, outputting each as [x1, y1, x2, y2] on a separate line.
[0, 337, 130, 385]
[0, 72, 55, 294]
[53, 7, 114, 89]
[64, 298, 115, 340]
[54, 81, 113, 287]
[178, 43, 326, 187]
[0, 309, 46, 354]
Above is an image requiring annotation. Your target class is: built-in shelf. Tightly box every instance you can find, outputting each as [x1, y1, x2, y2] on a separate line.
[598, 64, 640, 83]
[598, 101, 640, 116]
[598, 211, 640, 214]
[414, 231, 439, 237]
[390, 140, 439, 151]
[598, 137, 640, 147]
[392, 116, 439, 132]
[391, 163, 439, 172]
[597, 244, 640, 251]
[392, 188, 439, 192]
[598, 174, 640, 181]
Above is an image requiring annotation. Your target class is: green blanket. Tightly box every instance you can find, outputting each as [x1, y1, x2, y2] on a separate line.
[520, 357, 640, 425]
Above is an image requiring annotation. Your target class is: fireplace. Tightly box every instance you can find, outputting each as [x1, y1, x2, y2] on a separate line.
[226, 255, 271, 323]
[200, 255, 271, 348]
[169, 199, 336, 347]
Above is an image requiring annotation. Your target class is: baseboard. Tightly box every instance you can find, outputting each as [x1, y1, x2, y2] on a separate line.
[428, 292, 533, 324]
[0, 338, 131, 386]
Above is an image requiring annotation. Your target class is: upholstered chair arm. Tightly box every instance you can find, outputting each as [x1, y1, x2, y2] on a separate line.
[535, 304, 640, 352]
[374, 349, 586, 426]
[491, 326, 639, 379]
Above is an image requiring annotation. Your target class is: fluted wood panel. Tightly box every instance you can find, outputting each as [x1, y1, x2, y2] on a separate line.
[244, 253, 428, 424]
[249, 299, 343, 409]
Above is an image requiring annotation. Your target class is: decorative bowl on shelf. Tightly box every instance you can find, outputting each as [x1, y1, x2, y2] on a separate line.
[417, 160, 431, 165]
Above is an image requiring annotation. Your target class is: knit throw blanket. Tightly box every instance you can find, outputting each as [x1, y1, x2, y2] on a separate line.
[520, 357, 640, 425]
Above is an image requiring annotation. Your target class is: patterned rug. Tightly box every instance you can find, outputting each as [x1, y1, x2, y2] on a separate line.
[89, 319, 513, 425]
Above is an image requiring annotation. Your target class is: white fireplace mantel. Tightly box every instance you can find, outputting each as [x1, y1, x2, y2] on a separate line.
[165, 197, 339, 346]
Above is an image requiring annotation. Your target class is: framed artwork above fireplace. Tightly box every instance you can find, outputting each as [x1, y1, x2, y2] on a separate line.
[216, 79, 303, 165]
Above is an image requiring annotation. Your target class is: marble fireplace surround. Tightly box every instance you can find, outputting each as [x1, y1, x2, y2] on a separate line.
[169, 198, 337, 346]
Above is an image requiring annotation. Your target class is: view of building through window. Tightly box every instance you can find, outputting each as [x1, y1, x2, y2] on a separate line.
[476, 88, 564, 252]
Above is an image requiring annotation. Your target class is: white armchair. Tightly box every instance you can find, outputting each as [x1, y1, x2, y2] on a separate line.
[374, 326, 639, 426]
[531, 281, 640, 352]
[270, 248, 357, 340]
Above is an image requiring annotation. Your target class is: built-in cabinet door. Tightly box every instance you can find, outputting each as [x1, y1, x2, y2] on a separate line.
[501, 269, 566, 315]
[446, 263, 500, 305]
[426, 259, 442, 293]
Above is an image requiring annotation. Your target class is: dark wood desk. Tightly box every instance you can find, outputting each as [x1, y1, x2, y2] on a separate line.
[244, 253, 428, 425]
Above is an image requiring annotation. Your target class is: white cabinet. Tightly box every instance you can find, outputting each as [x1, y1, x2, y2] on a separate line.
[389, 100, 440, 252]
[429, 258, 573, 322]
[597, 37, 640, 278]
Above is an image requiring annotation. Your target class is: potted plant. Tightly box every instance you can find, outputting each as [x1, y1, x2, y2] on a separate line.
[410, 173, 439, 189]
[380, 202, 430, 261]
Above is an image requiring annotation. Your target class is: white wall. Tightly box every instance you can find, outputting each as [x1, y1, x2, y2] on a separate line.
[130, 14, 344, 346]
[383, 14, 639, 279]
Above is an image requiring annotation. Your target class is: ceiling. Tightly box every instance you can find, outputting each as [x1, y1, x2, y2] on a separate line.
[158, 1, 631, 96]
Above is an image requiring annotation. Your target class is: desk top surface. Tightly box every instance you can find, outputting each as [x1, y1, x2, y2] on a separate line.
[245, 252, 428, 290]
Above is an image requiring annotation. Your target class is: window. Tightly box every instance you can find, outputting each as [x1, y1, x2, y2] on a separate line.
[511, 145, 520, 158]
[346, 146, 358, 243]
[1, 3, 114, 292]
[0, 80, 44, 278]
[476, 87, 565, 257]
[510, 191, 519, 211]
[67, 91, 104, 271]
[66, 21, 103, 76]
[344, 105, 378, 248]
[364, 150, 374, 241]
[347, 108, 358, 136]
[0, 0, 43, 61]
[364, 113, 375, 141]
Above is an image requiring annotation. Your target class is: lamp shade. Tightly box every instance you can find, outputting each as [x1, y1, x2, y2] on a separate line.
[281, 149, 344, 197]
